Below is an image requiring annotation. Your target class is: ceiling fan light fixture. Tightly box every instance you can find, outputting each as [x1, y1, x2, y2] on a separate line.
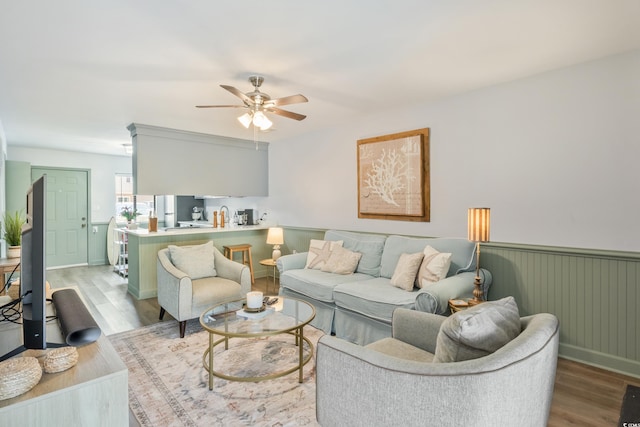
[252, 111, 272, 130]
[238, 112, 252, 128]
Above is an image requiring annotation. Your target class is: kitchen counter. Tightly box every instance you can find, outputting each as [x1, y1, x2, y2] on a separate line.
[124, 224, 271, 299]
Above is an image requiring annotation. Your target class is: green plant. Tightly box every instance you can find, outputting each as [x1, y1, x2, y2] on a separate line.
[3, 210, 25, 246]
[121, 206, 139, 222]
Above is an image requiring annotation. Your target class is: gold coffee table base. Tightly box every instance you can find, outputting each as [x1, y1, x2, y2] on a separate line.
[202, 329, 313, 389]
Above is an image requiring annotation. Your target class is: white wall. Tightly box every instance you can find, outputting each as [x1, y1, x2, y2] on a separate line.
[269, 50, 640, 252]
[7, 147, 131, 223]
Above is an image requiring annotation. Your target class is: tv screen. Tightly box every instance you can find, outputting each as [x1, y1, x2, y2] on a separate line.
[20, 175, 47, 350]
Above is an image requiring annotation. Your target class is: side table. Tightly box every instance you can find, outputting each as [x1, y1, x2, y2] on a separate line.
[259, 259, 279, 294]
[448, 299, 470, 314]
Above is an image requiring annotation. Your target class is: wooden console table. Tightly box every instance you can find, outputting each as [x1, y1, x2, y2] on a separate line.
[0, 289, 128, 426]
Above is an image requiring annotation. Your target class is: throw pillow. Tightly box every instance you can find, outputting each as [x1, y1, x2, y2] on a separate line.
[305, 239, 344, 270]
[433, 296, 521, 363]
[390, 252, 424, 291]
[415, 245, 452, 288]
[321, 245, 363, 275]
[168, 241, 217, 280]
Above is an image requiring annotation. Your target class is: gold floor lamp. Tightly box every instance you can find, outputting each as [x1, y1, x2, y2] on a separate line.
[468, 208, 490, 305]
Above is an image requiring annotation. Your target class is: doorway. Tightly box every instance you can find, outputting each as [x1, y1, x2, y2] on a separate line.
[31, 168, 89, 268]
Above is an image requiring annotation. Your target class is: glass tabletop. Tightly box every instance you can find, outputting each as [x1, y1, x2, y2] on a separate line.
[199, 296, 316, 337]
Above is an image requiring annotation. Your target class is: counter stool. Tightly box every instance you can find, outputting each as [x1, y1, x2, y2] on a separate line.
[223, 244, 255, 284]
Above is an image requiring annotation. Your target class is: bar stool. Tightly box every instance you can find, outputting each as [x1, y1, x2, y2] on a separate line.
[223, 244, 255, 284]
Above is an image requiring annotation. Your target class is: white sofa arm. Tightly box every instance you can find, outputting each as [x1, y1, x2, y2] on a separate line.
[276, 252, 308, 274]
[415, 269, 492, 315]
[157, 249, 193, 321]
[213, 247, 251, 295]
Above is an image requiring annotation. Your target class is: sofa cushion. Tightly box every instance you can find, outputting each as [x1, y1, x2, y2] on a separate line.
[322, 245, 363, 275]
[324, 230, 387, 276]
[168, 241, 216, 280]
[433, 296, 521, 363]
[333, 278, 418, 323]
[390, 252, 424, 291]
[380, 236, 475, 279]
[415, 245, 452, 288]
[280, 269, 372, 303]
[366, 337, 435, 363]
[305, 239, 343, 270]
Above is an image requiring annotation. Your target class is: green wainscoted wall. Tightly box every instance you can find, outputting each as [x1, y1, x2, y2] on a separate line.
[89, 222, 110, 266]
[281, 227, 640, 378]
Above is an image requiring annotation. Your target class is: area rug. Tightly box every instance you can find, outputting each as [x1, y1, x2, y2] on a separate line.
[109, 319, 323, 426]
[619, 384, 640, 427]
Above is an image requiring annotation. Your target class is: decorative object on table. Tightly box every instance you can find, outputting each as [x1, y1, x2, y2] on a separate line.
[43, 346, 79, 373]
[0, 356, 42, 400]
[148, 211, 158, 232]
[2, 210, 25, 258]
[467, 207, 491, 305]
[246, 291, 264, 309]
[266, 227, 284, 261]
[357, 128, 430, 222]
[120, 206, 138, 227]
[196, 75, 309, 131]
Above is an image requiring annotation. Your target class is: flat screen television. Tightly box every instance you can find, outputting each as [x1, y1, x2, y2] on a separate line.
[0, 175, 52, 361]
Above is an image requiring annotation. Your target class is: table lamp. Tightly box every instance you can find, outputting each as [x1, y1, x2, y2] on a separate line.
[468, 208, 490, 305]
[266, 227, 284, 261]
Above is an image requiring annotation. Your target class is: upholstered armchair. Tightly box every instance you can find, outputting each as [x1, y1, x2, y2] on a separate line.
[316, 298, 560, 427]
[157, 241, 251, 337]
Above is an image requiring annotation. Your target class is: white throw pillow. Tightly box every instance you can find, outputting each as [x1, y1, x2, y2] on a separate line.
[415, 245, 452, 288]
[321, 245, 362, 275]
[390, 252, 424, 291]
[305, 239, 344, 270]
[168, 241, 217, 280]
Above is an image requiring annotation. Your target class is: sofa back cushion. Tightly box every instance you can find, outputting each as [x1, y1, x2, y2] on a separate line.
[433, 296, 521, 363]
[324, 230, 387, 276]
[379, 236, 476, 279]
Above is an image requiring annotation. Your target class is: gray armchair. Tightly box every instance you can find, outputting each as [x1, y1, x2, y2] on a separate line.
[316, 299, 560, 427]
[157, 242, 251, 337]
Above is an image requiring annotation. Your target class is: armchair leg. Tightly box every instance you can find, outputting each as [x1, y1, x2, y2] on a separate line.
[179, 321, 186, 338]
[159, 307, 166, 320]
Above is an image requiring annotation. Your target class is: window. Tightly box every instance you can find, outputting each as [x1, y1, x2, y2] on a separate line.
[115, 174, 154, 223]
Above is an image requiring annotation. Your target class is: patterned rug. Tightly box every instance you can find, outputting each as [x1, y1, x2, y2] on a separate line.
[109, 319, 323, 426]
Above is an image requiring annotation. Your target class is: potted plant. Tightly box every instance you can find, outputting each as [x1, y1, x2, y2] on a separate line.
[121, 206, 139, 229]
[3, 210, 26, 258]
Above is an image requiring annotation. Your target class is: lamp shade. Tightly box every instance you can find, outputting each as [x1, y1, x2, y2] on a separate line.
[468, 208, 490, 242]
[238, 113, 252, 128]
[266, 227, 284, 245]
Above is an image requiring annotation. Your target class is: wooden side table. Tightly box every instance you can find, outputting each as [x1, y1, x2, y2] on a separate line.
[259, 259, 279, 294]
[448, 299, 470, 314]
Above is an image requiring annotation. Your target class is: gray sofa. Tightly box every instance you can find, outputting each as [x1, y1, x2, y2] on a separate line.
[316, 299, 560, 426]
[277, 229, 492, 345]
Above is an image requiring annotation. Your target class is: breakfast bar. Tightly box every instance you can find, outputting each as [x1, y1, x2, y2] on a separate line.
[125, 225, 270, 299]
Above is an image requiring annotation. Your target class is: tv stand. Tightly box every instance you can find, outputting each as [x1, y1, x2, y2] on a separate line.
[0, 289, 128, 425]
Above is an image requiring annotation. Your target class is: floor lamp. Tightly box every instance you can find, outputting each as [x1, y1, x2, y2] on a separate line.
[468, 208, 490, 305]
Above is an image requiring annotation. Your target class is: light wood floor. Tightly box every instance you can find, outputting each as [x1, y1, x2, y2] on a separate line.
[46, 264, 640, 426]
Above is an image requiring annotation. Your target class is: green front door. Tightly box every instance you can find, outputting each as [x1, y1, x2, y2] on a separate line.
[31, 168, 89, 267]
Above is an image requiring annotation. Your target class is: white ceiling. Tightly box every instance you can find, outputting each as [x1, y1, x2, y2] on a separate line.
[1, 1, 639, 157]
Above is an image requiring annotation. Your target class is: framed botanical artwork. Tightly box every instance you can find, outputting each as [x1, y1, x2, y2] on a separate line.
[357, 128, 430, 222]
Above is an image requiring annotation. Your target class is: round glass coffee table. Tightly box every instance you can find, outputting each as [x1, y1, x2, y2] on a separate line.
[199, 296, 316, 390]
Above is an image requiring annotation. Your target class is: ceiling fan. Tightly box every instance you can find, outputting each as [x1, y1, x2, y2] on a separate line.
[196, 75, 308, 131]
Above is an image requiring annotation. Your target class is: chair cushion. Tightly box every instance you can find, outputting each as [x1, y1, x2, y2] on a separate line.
[366, 337, 435, 363]
[321, 245, 363, 275]
[415, 245, 452, 288]
[433, 296, 521, 363]
[390, 252, 424, 291]
[191, 276, 243, 314]
[168, 241, 216, 280]
[305, 239, 344, 270]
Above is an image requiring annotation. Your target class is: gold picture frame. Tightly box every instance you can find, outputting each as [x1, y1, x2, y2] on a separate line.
[357, 128, 430, 222]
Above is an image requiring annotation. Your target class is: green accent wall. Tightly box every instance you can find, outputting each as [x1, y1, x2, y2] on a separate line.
[5, 160, 31, 213]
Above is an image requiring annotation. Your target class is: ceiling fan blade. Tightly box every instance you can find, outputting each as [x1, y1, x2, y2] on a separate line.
[265, 94, 309, 107]
[220, 85, 254, 105]
[195, 105, 247, 108]
[267, 107, 307, 121]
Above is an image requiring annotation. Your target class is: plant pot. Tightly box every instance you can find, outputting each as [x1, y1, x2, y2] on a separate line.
[7, 246, 21, 259]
